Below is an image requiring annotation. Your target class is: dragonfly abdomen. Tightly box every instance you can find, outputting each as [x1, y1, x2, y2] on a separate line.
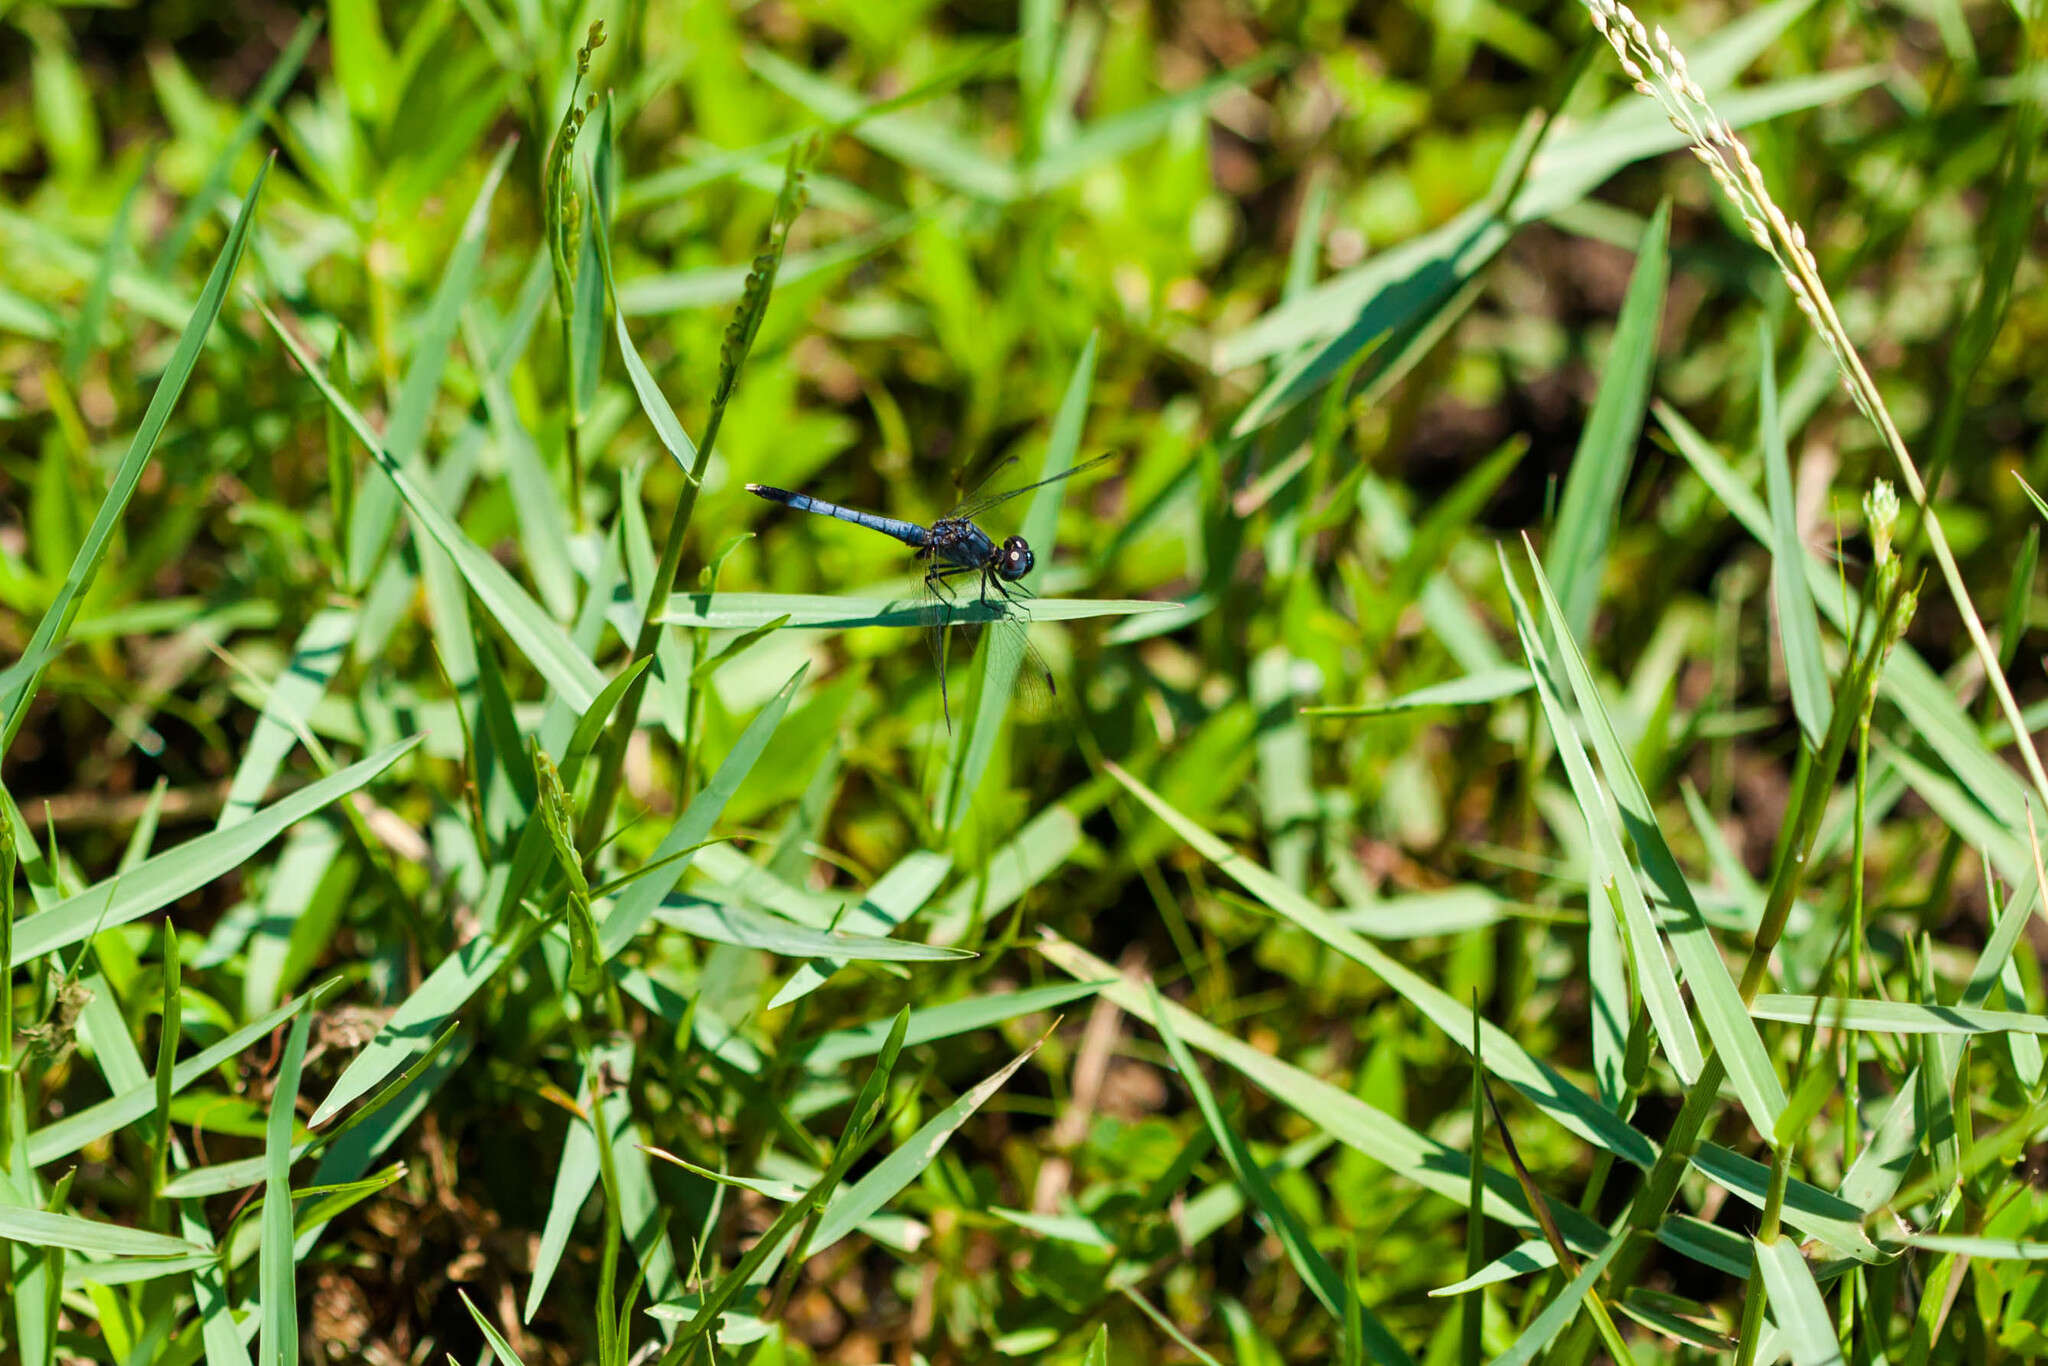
[745, 484, 930, 549]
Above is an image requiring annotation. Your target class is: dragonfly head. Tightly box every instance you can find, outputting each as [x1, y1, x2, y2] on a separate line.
[995, 535, 1035, 582]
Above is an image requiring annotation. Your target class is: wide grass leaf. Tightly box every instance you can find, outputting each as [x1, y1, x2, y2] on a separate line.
[663, 591, 1173, 630]
[0, 1209, 200, 1258]
[1751, 1237, 1844, 1366]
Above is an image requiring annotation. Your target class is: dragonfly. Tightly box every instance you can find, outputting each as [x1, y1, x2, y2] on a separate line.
[745, 452, 1115, 728]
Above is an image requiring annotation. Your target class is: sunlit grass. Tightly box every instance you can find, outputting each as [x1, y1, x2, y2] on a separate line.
[3, 1, 2048, 1362]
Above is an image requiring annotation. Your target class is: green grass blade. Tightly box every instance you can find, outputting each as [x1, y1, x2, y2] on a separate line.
[1149, 983, 1415, 1364]
[262, 305, 607, 711]
[1760, 329, 1831, 748]
[613, 213, 917, 316]
[0, 160, 268, 750]
[151, 15, 320, 273]
[1518, 545, 1788, 1135]
[1483, 1234, 1626, 1366]
[1218, 71, 1874, 371]
[592, 138, 696, 475]
[346, 139, 516, 585]
[307, 926, 523, 1128]
[806, 1032, 1045, 1254]
[460, 1289, 530, 1366]
[1038, 932, 1610, 1250]
[61, 153, 151, 386]
[217, 605, 356, 829]
[1750, 1237, 1844, 1365]
[1303, 667, 1531, 717]
[10, 740, 416, 966]
[1500, 550, 1707, 1084]
[746, 48, 1022, 201]
[662, 591, 1172, 629]
[1662, 403, 2030, 879]
[1544, 200, 1668, 642]
[1023, 57, 1284, 194]
[63, 1252, 219, 1286]
[653, 897, 972, 962]
[767, 849, 953, 1008]
[257, 1003, 318, 1366]
[0, 1208, 200, 1259]
[1749, 995, 2048, 1035]
[943, 333, 1098, 826]
[1108, 760, 1658, 1169]
[597, 664, 809, 956]
[29, 993, 312, 1164]
[801, 979, 1107, 1067]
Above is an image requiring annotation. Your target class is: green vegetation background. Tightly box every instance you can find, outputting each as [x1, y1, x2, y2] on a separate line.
[5, 0, 2048, 1362]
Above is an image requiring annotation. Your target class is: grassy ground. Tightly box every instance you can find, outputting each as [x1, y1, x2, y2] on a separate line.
[5, 0, 2048, 1361]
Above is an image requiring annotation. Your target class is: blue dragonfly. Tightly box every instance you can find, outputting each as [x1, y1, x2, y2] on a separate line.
[745, 453, 1115, 728]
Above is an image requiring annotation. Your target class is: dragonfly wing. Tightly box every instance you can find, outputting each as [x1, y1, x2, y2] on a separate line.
[948, 450, 1117, 519]
[981, 578, 1058, 717]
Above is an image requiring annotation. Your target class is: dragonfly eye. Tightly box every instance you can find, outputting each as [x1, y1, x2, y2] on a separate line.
[998, 536, 1034, 581]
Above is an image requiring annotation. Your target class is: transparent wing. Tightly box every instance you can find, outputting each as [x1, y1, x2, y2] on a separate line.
[948, 451, 1117, 520]
[989, 588, 1058, 718]
[919, 569, 1057, 729]
[952, 452, 1021, 507]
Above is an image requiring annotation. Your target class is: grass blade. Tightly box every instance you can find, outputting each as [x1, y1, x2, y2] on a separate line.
[1544, 200, 1668, 642]
[257, 1002, 319, 1366]
[1, 160, 268, 749]
[1150, 982, 1415, 1363]
[1760, 328, 1830, 748]
[10, 740, 417, 966]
